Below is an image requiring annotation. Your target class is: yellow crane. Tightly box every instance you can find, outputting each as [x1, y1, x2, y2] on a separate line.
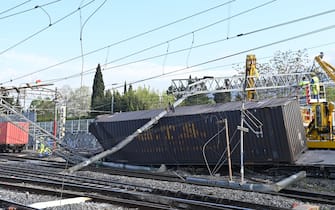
[303, 52, 335, 149]
[244, 52, 335, 149]
[315, 52, 335, 81]
[169, 53, 335, 149]
[245, 54, 259, 100]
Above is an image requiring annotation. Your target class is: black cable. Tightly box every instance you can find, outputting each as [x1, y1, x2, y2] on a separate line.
[0, 0, 95, 87]
[79, 0, 108, 87]
[0, 0, 95, 58]
[44, 23, 335, 86]
[162, 42, 170, 74]
[236, 7, 335, 38]
[110, 23, 335, 89]
[36, 5, 52, 26]
[40, 0, 279, 84]
[99, 0, 277, 72]
[0, 0, 32, 16]
[7, 0, 331, 89]
[0, 0, 237, 84]
[87, 7, 335, 79]
[186, 32, 195, 67]
[0, 0, 62, 20]
[307, 41, 335, 50]
[79, 0, 85, 87]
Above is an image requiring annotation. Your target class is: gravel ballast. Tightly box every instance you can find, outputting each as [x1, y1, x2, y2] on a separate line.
[1, 160, 335, 209]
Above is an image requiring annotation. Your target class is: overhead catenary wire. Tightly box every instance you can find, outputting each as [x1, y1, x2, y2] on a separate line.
[0, 0, 240, 84]
[162, 42, 170, 74]
[109, 23, 335, 90]
[0, 0, 62, 20]
[43, 10, 335, 86]
[79, 0, 108, 87]
[168, 41, 335, 78]
[39, 0, 280, 84]
[0, 0, 96, 57]
[186, 32, 195, 67]
[13, 39, 335, 100]
[36, 5, 52, 26]
[97, 6, 335, 74]
[2, 1, 333, 91]
[0, 0, 32, 16]
[81, 0, 278, 73]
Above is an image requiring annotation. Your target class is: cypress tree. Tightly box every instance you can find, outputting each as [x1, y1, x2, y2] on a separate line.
[91, 64, 105, 117]
[123, 81, 127, 94]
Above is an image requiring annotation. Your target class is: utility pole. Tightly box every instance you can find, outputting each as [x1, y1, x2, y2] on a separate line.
[110, 84, 118, 114]
[111, 94, 114, 114]
[53, 88, 58, 150]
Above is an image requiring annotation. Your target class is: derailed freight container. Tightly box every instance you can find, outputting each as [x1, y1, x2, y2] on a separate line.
[89, 98, 306, 166]
[0, 122, 29, 152]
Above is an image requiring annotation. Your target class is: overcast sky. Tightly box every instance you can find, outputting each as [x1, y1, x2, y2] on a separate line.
[1, 0, 335, 93]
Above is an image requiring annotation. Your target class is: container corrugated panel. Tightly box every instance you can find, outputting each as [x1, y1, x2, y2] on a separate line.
[89, 98, 306, 165]
[0, 123, 7, 144]
[0, 122, 29, 145]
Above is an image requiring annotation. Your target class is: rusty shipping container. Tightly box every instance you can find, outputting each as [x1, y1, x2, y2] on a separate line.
[0, 122, 29, 152]
[89, 98, 306, 166]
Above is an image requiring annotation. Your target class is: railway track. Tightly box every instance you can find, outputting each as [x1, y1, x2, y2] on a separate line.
[0, 163, 289, 209]
[0, 198, 37, 210]
[0, 153, 334, 208]
[278, 189, 335, 206]
[0, 153, 72, 169]
[2, 152, 335, 179]
[82, 165, 335, 206]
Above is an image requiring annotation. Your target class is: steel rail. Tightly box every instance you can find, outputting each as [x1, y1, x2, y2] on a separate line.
[0, 164, 288, 210]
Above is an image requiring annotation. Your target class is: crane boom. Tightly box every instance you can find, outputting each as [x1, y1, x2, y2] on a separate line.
[169, 72, 332, 98]
[314, 52, 335, 82]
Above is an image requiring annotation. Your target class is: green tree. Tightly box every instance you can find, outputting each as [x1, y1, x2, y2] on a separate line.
[326, 87, 335, 102]
[258, 50, 310, 99]
[112, 90, 122, 113]
[232, 50, 311, 100]
[30, 97, 54, 122]
[124, 84, 137, 111]
[136, 86, 159, 110]
[91, 64, 105, 117]
[57, 85, 91, 119]
[214, 79, 231, 103]
[183, 75, 211, 106]
[103, 89, 112, 113]
[268, 49, 309, 74]
[123, 81, 127, 95]
[214, 91, 231, 104]
[0, 92, 15, 106]
[106, 85, 175, 113]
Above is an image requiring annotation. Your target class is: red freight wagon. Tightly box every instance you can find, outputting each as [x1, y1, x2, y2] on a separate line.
[0, 122, 29, 152]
